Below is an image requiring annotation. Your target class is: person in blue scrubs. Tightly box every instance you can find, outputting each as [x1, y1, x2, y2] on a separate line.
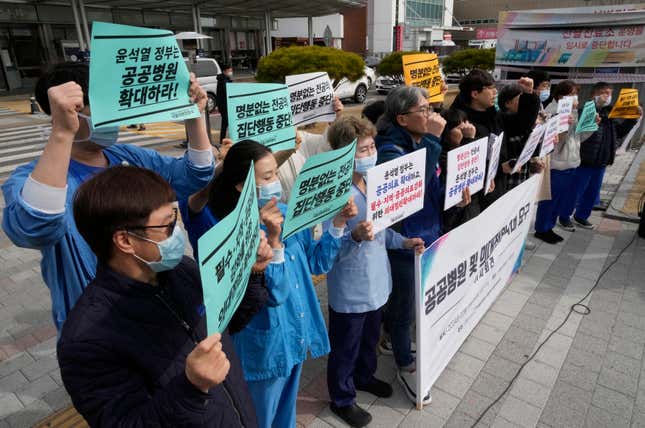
[323, 116, 425, 427]
[179, 140, 358, 428]
[2, 62, 215, 332]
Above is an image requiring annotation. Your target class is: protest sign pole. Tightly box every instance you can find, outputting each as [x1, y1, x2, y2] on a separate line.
[414, 252, 424, 411]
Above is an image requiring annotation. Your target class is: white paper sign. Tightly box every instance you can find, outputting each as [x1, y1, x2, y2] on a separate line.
[485, 132, 504, 195]
[444, 137, 488, 210]
[556, 96, 574, 134]
[366, 149, 426, 234]
[512, 124, 545, 174]
[539, 115, 560, 158]
[415, 175, 540, 407]
[285, 72, 335, 127]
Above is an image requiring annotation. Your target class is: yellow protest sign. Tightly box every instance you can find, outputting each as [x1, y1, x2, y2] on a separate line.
[609, 88, 640, 119]
[402, 53, 444, 104]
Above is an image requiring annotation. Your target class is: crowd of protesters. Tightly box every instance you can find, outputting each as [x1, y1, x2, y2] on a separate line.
[1, 60, 641, 428]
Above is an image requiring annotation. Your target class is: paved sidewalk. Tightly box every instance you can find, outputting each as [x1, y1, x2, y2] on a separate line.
[0, 158, 644, 427]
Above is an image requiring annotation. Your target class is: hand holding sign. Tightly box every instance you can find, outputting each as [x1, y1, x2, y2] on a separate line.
[403, 237, 425, 255]
[576, 101, 599, 134]
[260, 198, 284, 248]
[402, 53, 444, 103]
[251, 230, 274, 274]
[185, 333, 230, 393]
[332, 196, 358, 228]
[352, 220, 375, 242]
[188, 73, 208, 113]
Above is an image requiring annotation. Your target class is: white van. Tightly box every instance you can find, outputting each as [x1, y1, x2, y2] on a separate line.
[184, 57, 221, 112]
[332, 67, 375, 104]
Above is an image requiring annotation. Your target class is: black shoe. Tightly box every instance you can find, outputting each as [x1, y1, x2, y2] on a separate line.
[356, 377, 393, 398]
[330, 403, 372, 427]
[534, 230, 563, 244]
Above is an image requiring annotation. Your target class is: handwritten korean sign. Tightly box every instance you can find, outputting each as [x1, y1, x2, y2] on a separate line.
[539, 115, 560, 158]
[282, 141, 356, 240]
[557, 96, 574, 133]
[227, 83, 296, 152]
[402, 53, 443, 103]
[444, 137, 488, 210]
[485, 132, 503, 195]
[512, 124, 545, 174]
[609, 88, 640, 119]
[366, 149, 426, 234]
[198, 164, 260, 335]
[285, 72, 335, 127]
[89, 22, 199, 128]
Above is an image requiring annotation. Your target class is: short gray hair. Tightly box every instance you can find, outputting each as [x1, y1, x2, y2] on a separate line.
[384, 86, 428, 124]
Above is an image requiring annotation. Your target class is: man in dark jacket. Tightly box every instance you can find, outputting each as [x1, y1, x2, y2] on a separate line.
[562, 82, 641, 229]
[58, 165, 265, 427]
[375, 86, 446, 406]
[216, 64, 233, 143]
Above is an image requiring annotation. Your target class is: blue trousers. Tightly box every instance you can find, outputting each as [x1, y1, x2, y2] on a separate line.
[534, 168, 577, 233]
[383, 250, 415, 368]
[564, 166, 606, 221]
[327, 306, 382, 407]
[246, 363, 302, 428]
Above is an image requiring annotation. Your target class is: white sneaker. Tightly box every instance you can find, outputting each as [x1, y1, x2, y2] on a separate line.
[397, 368, 431, 405]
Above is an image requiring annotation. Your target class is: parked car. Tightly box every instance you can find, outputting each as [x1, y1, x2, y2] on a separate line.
[333, 73, 370, 104]
[375, 75, 404, 95]
[184, 57, 222, 113]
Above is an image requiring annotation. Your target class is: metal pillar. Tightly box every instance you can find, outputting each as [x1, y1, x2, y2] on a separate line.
[224, 28, 232, 63]
[307, 16, 313, 46]
[192, 5, 201, 50]
[70, 0, 86, 51]
[78, 0, 91, 49]
[264, 10, 272, 55]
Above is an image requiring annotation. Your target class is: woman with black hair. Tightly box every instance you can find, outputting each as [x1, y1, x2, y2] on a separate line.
[179, 140, 358, 428]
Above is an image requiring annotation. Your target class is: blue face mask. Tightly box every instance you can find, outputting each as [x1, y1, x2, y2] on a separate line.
[76, 114, 120, 147]
[257, 180, 282, 207]
[130, 224, 186, 272]
[539, 89, 550, 103]
[354, 153, 377, 176]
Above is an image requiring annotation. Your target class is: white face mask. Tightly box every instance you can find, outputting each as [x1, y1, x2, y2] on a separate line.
[595, 94, 612, 107]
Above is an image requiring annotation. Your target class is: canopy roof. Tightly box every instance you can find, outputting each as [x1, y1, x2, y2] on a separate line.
[77, 0, 367, 18]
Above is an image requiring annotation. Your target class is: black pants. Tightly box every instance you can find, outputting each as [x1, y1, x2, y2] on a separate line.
[219, 110, 228, 143]
[327, 306, 382, 407]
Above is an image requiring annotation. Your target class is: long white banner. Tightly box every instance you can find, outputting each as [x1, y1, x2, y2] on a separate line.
[414, 175, 541, 407]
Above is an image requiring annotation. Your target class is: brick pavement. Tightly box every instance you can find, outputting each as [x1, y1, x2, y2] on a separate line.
[0, 151, 644, 427]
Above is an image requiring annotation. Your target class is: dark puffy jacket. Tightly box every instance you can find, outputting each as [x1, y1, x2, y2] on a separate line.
[580, 105, 637, 168]
[375, 121, 444, 246]
[216, 73, 232, 113]
[58, 257, 258, 428]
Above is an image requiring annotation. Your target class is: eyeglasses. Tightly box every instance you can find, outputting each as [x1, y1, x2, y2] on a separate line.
[402, 106, 432, 116]
[123, 207, 178, 237]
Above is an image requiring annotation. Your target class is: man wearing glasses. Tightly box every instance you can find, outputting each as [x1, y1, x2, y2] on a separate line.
[374, 86, 446, 405]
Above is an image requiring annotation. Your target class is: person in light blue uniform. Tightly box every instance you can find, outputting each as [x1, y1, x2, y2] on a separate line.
[2, 62, 215, 332]
[179, 140, 358, 428]
[323, 116, 425, 428]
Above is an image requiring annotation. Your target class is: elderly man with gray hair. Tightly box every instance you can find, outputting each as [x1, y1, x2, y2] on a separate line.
[375, 86, 446, 405]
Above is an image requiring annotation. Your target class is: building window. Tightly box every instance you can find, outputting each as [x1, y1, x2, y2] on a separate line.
[405, 0, 443, 27]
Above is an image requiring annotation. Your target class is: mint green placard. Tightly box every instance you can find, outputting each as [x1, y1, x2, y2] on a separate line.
[282, 141, 356, 241]
[576, 100, 599, 134]
[89, 21, 199, 128]
[227, 82, 296, 152]
[198, 164, 260, 335]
